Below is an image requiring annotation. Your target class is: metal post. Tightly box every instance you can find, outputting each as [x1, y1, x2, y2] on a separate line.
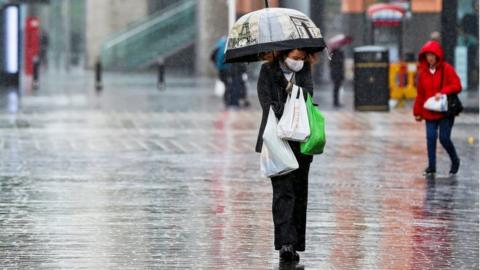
[157, 58, 165, 90]
[95, 59, 102, 92]
[32, 56, 40, 90]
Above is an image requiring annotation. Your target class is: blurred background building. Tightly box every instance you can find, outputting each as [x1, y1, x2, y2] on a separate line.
[1, 0, 478, 90]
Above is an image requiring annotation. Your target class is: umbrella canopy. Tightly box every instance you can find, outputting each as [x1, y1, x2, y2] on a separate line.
[225, 8, 326, 63]
[327, 34, 352, 50]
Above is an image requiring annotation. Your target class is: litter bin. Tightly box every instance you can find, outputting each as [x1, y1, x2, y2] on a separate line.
[353, 46, 389, 111]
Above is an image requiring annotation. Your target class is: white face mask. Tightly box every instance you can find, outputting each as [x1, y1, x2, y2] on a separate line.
[284, 58, 304, 72]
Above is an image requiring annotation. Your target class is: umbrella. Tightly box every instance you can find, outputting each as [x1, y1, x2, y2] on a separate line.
[225, 7, 326, 63]
[327, 34, 353, 50]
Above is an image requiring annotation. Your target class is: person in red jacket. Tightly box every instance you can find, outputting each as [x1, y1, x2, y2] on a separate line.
[413, 41, 462, 176]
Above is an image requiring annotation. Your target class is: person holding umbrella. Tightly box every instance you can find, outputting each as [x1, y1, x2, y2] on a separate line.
[210, 36, 231, 104]
[258, 48, 315, 262]
[225, 5, 326, 263]
[210, 36, 250, 108]
[327, 34, 352, 107]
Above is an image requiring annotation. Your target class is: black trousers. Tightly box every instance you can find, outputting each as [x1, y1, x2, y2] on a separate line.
[219, 70, 230, 104]
[270, 142, 312, 251]
[220, 69, 243, 107]
[332, 80, 342, 106]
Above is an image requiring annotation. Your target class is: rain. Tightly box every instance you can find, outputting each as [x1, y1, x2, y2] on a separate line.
[0, 0, 478, 269]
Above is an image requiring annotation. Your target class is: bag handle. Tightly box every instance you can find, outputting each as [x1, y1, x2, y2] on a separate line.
[274, 64, 296, 102]
[291, 84, 300, 99]
[285, 73, 296, 97]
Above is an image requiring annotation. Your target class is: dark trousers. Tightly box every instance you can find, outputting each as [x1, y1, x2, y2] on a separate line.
[332, 80, 342, 106]
[220, 69, 243, 107]
[425, 117, 459, 169]
[219, 70, 230, 104]
[227, 75, 243, 107]
[270, 142, 311, 252]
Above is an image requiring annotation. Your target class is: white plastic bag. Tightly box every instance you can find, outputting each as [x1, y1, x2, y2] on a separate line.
[214, 79, 225, 97]
[260, 107, 299, 178]
[424, 94, 448, 112]
[277, 85, 310, 141]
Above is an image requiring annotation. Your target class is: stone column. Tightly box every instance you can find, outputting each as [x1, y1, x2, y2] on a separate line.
[195, 0, 228, 77]
[85, 0, 109, 68]
[85, 0, 149, 68]
[341, 0, 372, 48]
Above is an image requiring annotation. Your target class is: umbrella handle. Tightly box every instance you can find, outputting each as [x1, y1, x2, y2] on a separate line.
[264, 0, 269, 8]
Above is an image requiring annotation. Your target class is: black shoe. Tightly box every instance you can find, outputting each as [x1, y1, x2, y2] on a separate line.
[450, 158, 460, 175]
[278, 261, 298, 270]
[242, 100, 251, 108]
[423, 167, 436, 176]
[279, 244, 294, 261]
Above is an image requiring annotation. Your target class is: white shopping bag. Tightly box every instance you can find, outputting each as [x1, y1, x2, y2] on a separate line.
[260, 107, 299, 178]
[277, 85, 310, 141]
[424, 94, 448, 112]
[214, 79, 225, 97]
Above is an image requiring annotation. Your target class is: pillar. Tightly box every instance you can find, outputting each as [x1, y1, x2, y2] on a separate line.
[85, 0, 149, 68]
[441, 0, 457, 64]
[195, 0, 228, 77]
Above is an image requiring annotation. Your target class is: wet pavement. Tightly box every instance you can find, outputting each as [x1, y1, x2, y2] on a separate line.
[0, 71, 478, 269]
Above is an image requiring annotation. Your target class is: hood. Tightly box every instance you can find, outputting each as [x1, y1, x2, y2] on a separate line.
[418, 40, 444, 66]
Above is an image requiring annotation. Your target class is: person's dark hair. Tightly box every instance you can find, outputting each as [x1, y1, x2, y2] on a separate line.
[260, 49, 318, 64]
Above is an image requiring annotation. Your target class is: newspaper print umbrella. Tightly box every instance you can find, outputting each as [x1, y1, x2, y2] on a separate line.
[225, 8, 326, 63]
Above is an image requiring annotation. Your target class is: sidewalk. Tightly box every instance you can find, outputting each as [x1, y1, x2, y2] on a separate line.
[26, 70, 479, 113]
[0, 71, 477, 269]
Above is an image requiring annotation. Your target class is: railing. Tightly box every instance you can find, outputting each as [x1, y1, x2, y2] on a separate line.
[100, 0, 196, 70]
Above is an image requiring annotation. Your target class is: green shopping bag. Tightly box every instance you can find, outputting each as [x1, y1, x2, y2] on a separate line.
[300, 93, 326, 155]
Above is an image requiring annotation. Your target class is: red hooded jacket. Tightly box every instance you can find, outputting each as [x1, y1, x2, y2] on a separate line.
[413, 41, 462, 120]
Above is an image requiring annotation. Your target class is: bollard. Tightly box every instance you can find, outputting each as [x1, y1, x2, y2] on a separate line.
[32, 56, 40, 90]
[95, 59, 103, 92]
[157, 58, 165, 90]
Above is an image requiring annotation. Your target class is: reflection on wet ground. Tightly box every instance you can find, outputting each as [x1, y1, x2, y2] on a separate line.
[0, 74, 478, 269]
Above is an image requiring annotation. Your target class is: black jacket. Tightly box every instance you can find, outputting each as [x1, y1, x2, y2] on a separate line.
[329, 49, 345, 82]
[255, 61, 314, 153]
